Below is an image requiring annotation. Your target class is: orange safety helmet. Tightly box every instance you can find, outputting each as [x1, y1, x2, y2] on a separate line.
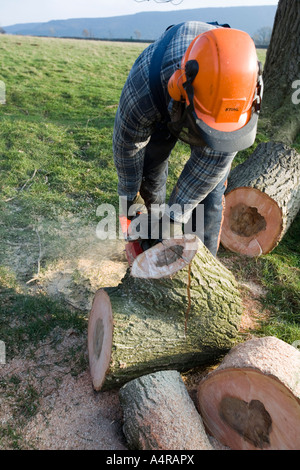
[167, 28, 263, 152]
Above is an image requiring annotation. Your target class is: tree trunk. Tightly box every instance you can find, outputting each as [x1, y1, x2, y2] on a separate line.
[197, 336, 300, 450]
[119, 370, 213, 450]
[88, 241, 243, 391]
[262, 0, 300, 143]
[220, 142, 300, 256]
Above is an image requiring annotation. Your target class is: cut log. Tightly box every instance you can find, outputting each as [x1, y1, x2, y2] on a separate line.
[221, 142, 300, 256]
[130, 235, 199, 279]
[119, 370, 213, 450]
[88, 239, 243, 391]
[197, 336, 300, 450]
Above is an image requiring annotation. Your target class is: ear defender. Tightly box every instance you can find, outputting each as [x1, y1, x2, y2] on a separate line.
[167, 69, 185, 101]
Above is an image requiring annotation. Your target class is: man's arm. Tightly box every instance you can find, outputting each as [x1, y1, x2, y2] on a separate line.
[168, 145, 237, 222]
[113, 42, 163, 201]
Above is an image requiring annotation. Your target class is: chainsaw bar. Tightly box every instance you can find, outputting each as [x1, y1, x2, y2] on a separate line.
[125, 240, 144, 266]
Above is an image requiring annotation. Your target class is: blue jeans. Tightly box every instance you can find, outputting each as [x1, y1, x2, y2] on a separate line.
[191, 171, 229, 257]
[140, 123, 229, 257]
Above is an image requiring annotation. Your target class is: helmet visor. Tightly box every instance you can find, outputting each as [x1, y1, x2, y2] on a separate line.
[168, 102, 259, 152]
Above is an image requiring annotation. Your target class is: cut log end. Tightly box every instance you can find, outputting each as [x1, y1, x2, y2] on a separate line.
[130, 235, 200, 279]
[221, 187, 283, 256]
[219, 395, 272, 449]
[88, 289, 113, 391]
[198, 369, 300, 450]
[197, 337, 300, 450]
[221, 142, 300, 256]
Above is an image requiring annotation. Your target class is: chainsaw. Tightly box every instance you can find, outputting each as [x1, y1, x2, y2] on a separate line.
[119, 215, 151, 266]
[119, 215, 199, 278]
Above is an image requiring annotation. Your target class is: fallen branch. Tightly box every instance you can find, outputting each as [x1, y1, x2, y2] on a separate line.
[26, 226, 43, 285]
[5, 168, 38, 202]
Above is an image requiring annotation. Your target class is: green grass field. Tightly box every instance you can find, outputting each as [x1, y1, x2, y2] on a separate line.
[0, 35, 299, 448]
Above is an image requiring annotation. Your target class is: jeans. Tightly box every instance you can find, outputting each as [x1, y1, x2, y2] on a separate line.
[191, 171, 229, 257]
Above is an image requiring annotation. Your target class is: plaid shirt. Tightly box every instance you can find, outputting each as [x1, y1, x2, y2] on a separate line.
[113, 21, 237, 222]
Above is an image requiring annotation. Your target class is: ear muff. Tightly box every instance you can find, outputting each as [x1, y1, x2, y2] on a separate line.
[184, 60, 199, 84]
[167, 69, 185, 101]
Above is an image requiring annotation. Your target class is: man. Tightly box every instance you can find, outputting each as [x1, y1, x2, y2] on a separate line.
[113, 21, 263, 257]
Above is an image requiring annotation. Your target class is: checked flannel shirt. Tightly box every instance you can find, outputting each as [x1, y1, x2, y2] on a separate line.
[113, 21, 237, 223]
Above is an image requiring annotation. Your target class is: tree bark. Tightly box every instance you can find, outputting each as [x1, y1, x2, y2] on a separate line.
[119, 370, 213, 450]
[88, 240, 243, 391]
[262, 0, 300, 142]
[221, 142, 300, 256]
[197, 336, 300, 450]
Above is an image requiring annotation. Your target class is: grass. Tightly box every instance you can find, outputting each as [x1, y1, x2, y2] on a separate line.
[0, 35, 148, 448]
[0, 268, 86, 357]
[0, 35, 299, 447]
[0, 36, 141, 215]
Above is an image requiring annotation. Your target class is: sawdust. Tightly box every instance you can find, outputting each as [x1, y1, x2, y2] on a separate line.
[24, 372, 127, 450]
[0, 330, 127, 450]
[1, 218, 129, 450]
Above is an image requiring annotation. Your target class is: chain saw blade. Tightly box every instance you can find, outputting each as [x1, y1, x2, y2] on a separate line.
[125, 240, 144, 266]
[119, 215, 145, 266]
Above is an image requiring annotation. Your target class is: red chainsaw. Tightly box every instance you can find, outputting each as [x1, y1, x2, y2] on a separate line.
[119, 215, 146, 266]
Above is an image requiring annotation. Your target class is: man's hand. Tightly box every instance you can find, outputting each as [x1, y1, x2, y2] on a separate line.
[120, 193, 147, 220]
[119, 194, 148, 241]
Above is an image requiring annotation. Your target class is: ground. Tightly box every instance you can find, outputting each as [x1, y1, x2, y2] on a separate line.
[0, 214, 269, 450]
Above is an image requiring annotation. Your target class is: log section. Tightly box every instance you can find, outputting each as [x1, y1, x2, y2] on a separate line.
[119, 370, 213, 450]
[130, 235, 199, 279]
[197, 336, 300, 450]
[221, 142, 300, 256]
[88, 240, 243, 390]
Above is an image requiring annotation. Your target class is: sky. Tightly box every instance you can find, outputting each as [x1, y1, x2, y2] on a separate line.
[1, 0, 279, 27]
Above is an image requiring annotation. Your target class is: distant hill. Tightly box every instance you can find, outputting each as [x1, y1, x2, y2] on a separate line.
[3, 6, 277, 41]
